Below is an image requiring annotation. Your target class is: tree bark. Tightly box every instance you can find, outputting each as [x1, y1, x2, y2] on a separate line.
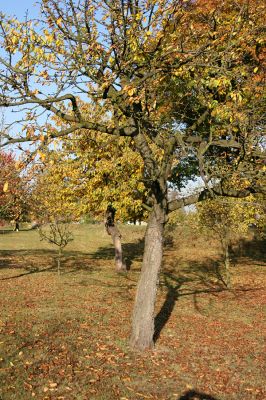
[14, 220, 20, 232]
[222, 238, 231, 289]
[57, 247, 62, 276]
[130, 201, 166, 350]
[105, 205, 126, 272]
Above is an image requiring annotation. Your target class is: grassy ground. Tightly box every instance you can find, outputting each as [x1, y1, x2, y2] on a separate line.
[0, 223, 265, 400]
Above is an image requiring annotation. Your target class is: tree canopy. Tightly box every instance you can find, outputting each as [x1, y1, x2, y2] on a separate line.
[0, 0, 264, 200]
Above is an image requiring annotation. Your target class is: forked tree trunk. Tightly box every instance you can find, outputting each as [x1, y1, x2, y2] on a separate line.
[130, 202, 166, 350]
[105, 205, 126, 272]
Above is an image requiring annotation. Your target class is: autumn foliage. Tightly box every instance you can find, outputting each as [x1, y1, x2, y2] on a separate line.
[0, 0, 265, 350]
[0, 151, 28, 226]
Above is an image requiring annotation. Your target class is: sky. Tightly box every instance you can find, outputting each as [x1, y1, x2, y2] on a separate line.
[0, 0, 40, 151]
[0, 0, 38, 19]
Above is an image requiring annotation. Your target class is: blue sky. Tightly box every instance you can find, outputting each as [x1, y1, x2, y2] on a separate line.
[0, 0, 40, 151]
[0, 0, 39, 19]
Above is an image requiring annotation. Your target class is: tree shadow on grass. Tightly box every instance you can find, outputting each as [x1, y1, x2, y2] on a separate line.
[0, 227, 35, 234]
[231, 236, 266, 263]
[154, 272, 191, 342]
[0, 249, 95, 279]
[154, 257, 228, 341]
[154, 256, 263, 343]
[178, 390, 218, 400]
[0, 235, 145, 280]
[0, 229, 14, 235]
[90, 238, 145, 270]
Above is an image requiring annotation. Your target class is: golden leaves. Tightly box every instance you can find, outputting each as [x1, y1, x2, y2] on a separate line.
[56, 17, 63, 26]
[37, 151, 46, 162]
[124, 86, 136, 97]
[3, 182, 9, 193]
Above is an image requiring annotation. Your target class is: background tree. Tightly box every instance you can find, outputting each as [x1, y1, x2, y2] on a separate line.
[31, 154, 80, 225]
[0, 0, 265, 350]
[197, 195, 265, 288]
[31, 160, 76, 274]
[39, 220, 74, 275]
[31, 119, 148, 270]
[55, 117, 148, 224]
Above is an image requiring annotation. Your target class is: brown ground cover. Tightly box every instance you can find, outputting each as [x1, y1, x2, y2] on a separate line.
[0, 224, 265, 400]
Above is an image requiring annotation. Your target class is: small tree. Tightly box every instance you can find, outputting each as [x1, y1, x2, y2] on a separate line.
[31, 156, 76, 274]
[39, 219, 73, 275]
[197, 196, 264, 288]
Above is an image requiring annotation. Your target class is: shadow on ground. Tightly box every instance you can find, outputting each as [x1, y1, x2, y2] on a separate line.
[0, 228, 34, 234]
[178, 390, 219, 400]
[0, 230, 14, 235]
[231, 237, 266, 263]
[0, 249, 96, 279]
[90, 238, 145, 270]
[154, 253, 263, 342]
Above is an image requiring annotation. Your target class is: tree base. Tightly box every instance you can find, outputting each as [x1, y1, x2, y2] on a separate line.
[129, 336, 155, 351]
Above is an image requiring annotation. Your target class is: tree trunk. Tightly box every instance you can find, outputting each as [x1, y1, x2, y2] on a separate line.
[221, 236, 231, 288]
[57, 247, 62, 276]
[105, 205, 126, 272]
[223, 240, 231, 289]
[130, 202, 166, 350]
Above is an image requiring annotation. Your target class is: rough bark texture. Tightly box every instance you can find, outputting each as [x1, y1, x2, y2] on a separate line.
[222, 239, 231, 288]
[130, 202, 165, 350]
[105, 205, 126, 271]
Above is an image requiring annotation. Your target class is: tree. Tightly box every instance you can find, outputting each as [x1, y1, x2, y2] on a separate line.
[60, 126, 148, 225]
[39, 220, 74, 275]
[30, 124, 147, 270]
[197, 195, 265, 288]
[31, 160, 75, 274]
[0, 151, 28, 229]
[30, 153, 80, 224]
[0, 0, 265, 350]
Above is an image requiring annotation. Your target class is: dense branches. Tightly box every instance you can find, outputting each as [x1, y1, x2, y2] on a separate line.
[0, 0, 265, 350]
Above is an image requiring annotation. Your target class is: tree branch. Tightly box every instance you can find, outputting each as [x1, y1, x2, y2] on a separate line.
[168, 183, 263, 213]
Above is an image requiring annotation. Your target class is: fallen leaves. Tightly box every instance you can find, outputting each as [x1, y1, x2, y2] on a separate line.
[0, 227, 265, 399]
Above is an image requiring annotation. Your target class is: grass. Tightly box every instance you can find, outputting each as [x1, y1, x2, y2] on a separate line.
[0, 223, 265, 400]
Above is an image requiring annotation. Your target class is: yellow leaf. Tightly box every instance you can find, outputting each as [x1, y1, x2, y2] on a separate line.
[128, 87, 136, 97]
[3, 182, 9, 192]
[253, 67, 258, 73]
[38, 151, 46, 162]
